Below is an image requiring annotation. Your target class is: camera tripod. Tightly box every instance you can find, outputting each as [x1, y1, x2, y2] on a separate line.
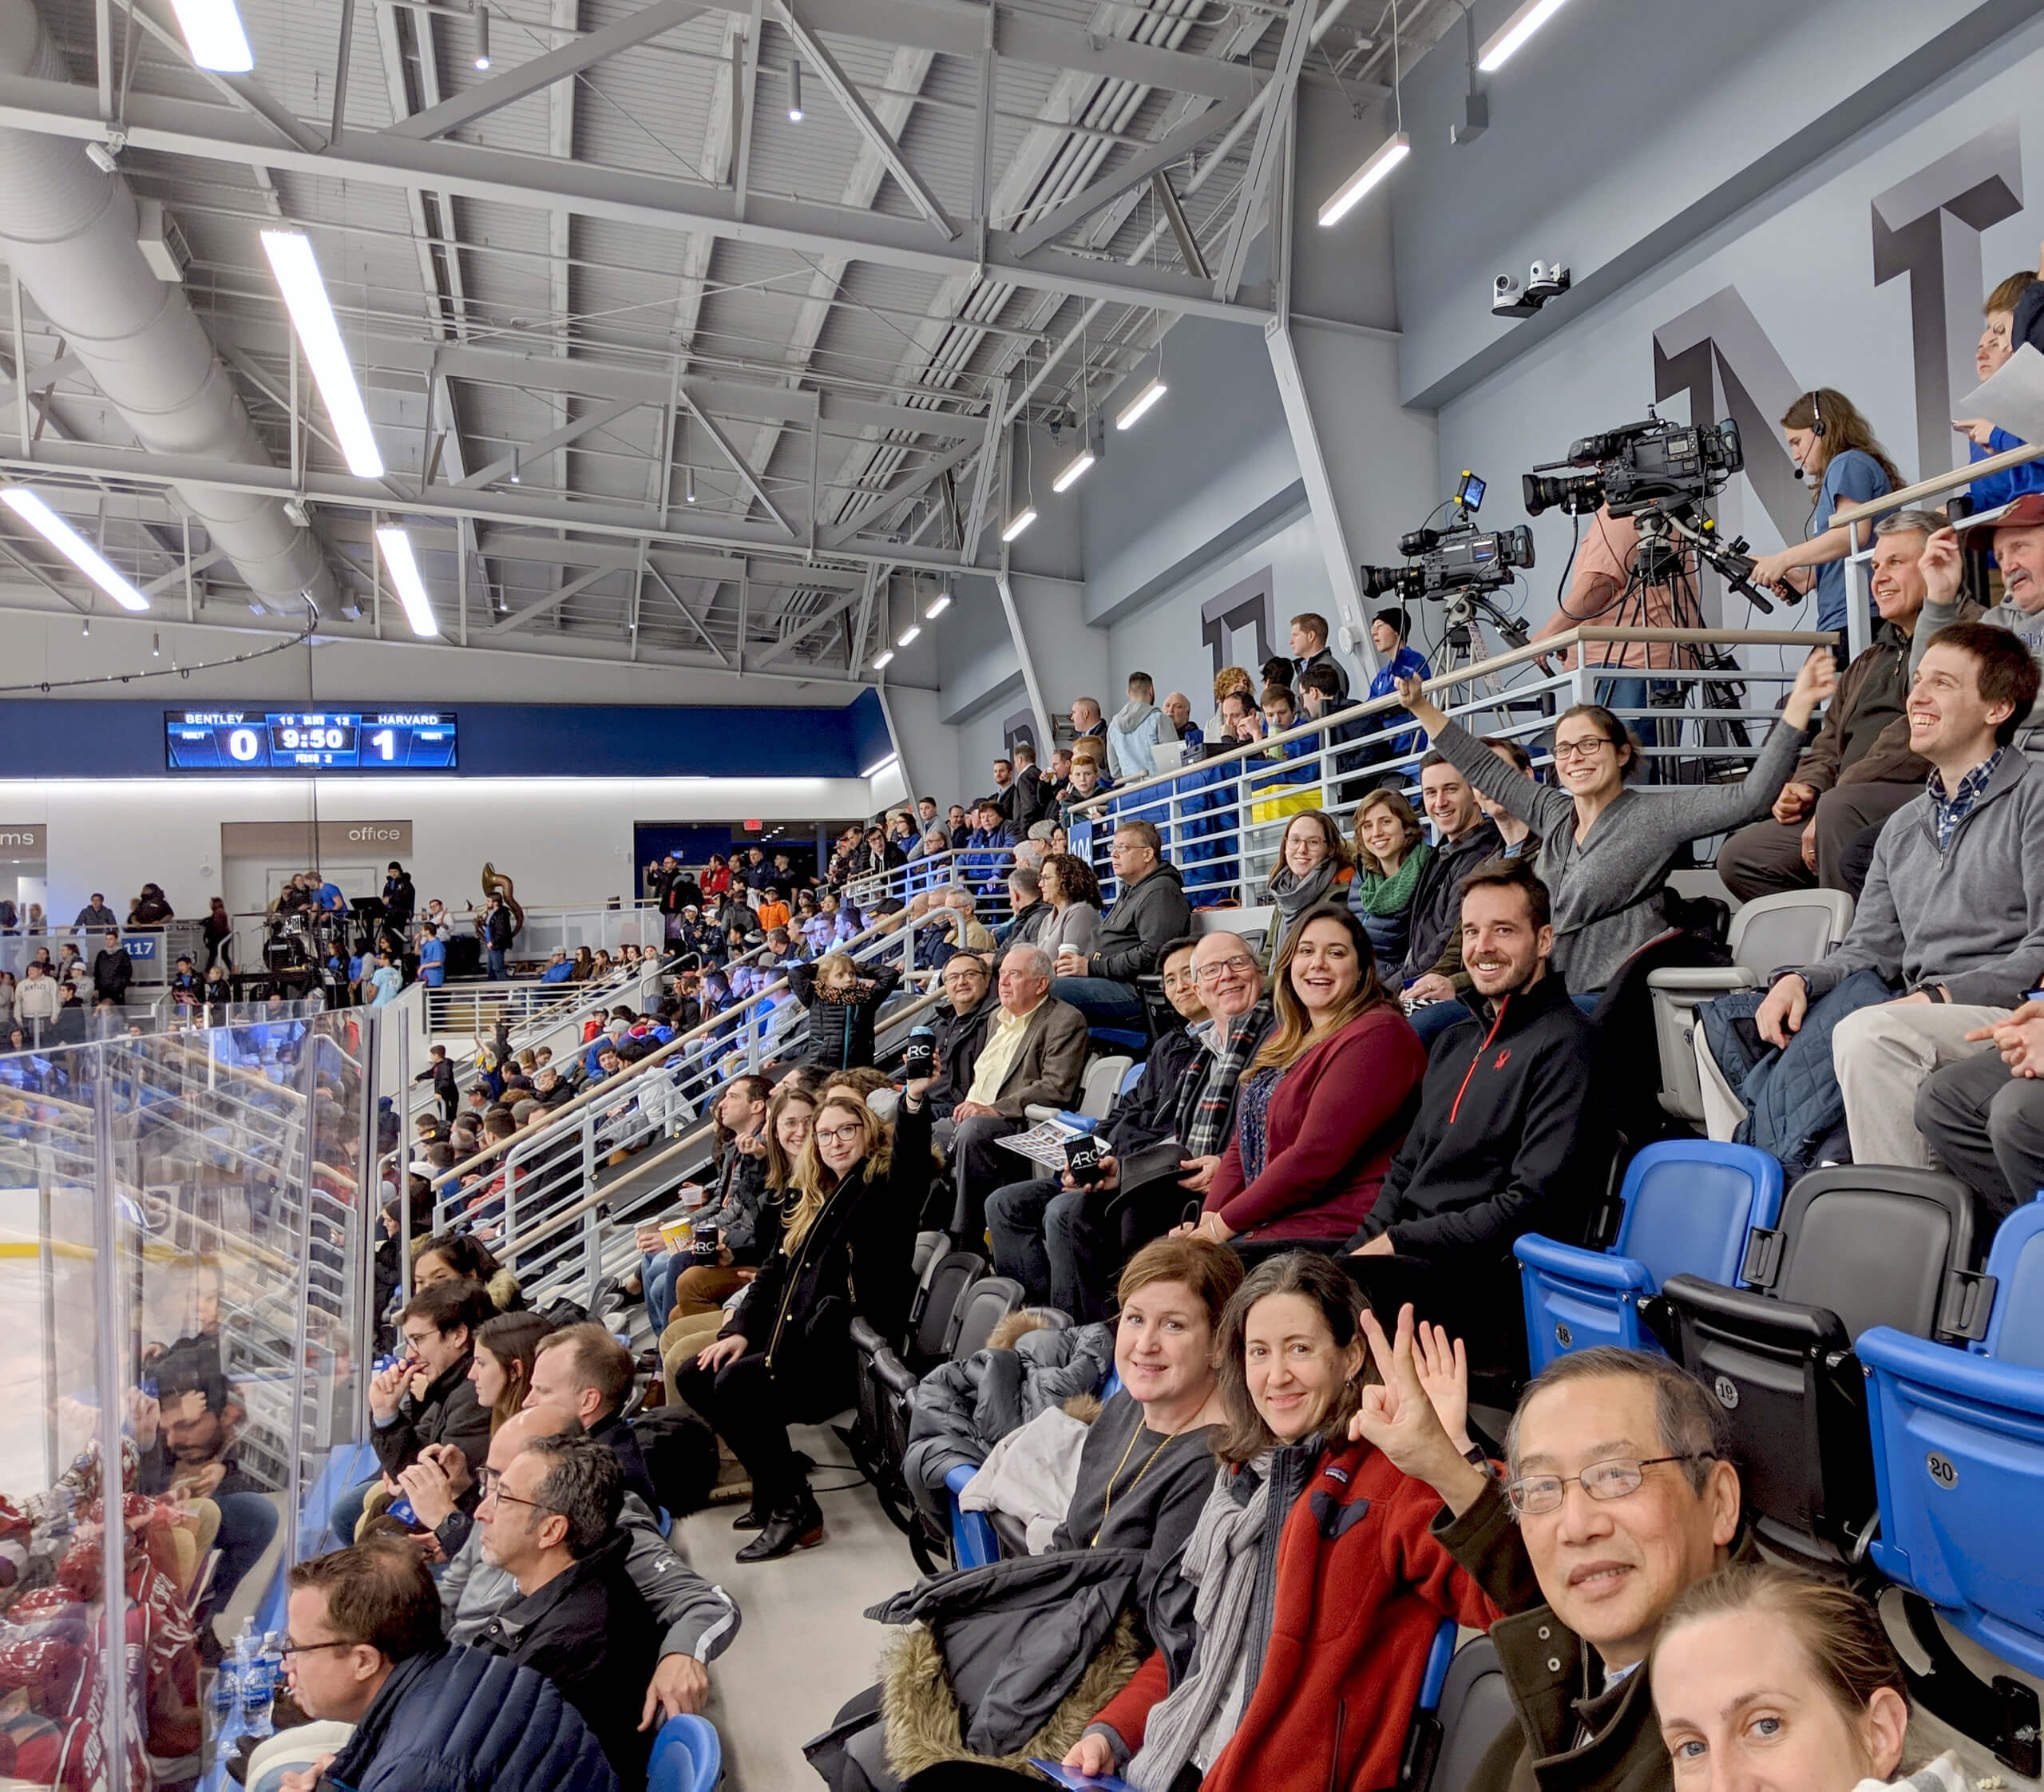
[1435, 587, 1543, 735]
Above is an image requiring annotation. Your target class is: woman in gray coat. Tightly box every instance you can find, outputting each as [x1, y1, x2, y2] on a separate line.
[1037, 852, 1102, 964]
[1390, 649, 1836, 997]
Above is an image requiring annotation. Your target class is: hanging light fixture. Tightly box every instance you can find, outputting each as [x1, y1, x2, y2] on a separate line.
[507, 446, 521, 485]
[1056, 324, 1099, 488]
[684, 466, 697, 505]
[1319, 0, 1410, 225]
[787, 59, 804, 121]
[925, 589, 952, 619]
[871, 647, 895, 670]
[473, 3, 491, 69]
[1478, 0, 1575, 71]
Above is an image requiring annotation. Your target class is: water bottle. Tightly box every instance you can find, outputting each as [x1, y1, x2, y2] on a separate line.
[211, 1620, 252, 1730]
[240, 1631, 282, 1737]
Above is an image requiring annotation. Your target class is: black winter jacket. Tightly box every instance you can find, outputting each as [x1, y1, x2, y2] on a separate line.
[1397, 819, 1503, 983]
[326, 1644, 620, 1792]
[787, 960, 902, 1070]
[371, 1349, 495, 1482]
[1099, 1023, 1199, 1156]
[929, 990, 996, 1117]
[725, 1095, 931, 1401]
[1085, 861, 1194, 984]
[1353, 969, 1609, 1271]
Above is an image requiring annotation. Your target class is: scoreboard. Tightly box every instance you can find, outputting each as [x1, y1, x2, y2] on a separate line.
[164, 710, 458, 771]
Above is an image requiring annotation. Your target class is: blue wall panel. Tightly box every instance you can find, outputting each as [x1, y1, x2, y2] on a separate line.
[0, 700, 869, 779]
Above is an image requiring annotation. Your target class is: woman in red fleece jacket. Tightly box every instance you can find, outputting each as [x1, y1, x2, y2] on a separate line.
[1188, 904, 1425, 1247]
[1059, 1251, 1499, 1792]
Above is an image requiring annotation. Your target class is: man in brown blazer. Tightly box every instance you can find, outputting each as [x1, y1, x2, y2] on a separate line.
[941, 943, 1089, 1239]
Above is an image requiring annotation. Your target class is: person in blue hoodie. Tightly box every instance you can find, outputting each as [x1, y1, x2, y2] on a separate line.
[1957, 269, 2044, 514]
[1363, 608, 1432, 764]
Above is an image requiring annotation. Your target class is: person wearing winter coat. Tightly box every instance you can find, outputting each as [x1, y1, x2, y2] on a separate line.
[679, 1083, 932, 1560]
[1056, 1251, 1497, 1792]
[786, 953, 902, 1071]
[128, 882, 174, 926]
[283, 1538, 622, 1792]
[814, 1238, 1243, 1792]
[1050, 820, 1193, 1031]
[1107, 672, 1178, 783]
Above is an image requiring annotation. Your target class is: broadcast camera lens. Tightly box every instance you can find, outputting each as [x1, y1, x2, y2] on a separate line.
[1360, 564, 1409, 601]
[1523, 471, 1602, 517]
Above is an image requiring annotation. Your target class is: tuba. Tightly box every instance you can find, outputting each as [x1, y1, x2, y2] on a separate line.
[481, 862, 525, 939]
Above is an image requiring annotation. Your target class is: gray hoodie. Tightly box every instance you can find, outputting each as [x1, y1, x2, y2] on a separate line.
[1797, 748, 2044, 1005]
[1107, 698, 1176, 783]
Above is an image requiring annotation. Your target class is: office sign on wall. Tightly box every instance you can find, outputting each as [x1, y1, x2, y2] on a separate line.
[220, 821, 415, 859]
[0, 823, 46, 854]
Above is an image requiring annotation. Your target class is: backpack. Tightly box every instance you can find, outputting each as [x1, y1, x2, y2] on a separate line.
[632, 1405, 720, 1516]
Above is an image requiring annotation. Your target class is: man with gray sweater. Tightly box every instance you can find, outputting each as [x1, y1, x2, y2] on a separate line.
[1713, 620, 2044, 1168]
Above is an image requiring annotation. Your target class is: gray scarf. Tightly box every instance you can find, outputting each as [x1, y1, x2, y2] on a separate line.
[1126, 1460, 1274, 1792]
[1267, 858, 1341, 957]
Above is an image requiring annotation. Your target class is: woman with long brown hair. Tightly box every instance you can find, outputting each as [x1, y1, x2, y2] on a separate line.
[1749, 387, 1903, 639]
[1182, 903, 1424, 1250]
[1348, 789, 1430, 969]
[678, 1075, 932, 1560]
[1263, 807, 1355, 961]
[467, 1310, 553, 1433]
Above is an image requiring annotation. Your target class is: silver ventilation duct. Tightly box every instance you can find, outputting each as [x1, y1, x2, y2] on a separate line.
[0, 0, 338, 610]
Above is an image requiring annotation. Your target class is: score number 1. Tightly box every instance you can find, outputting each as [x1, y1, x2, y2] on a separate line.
[370, 728, 396, 761]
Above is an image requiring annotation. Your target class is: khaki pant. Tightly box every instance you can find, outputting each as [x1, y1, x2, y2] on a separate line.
[1832, 1001, 2010, 1168]
[660, 1310, 727, 1403]
[672, 1263, 747, 1318]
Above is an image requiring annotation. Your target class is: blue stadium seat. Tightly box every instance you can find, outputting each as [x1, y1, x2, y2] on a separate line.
[1861, 1199, 2044, 1712]
[945, 1460, 1000, 1568]
[1393, 1617, 1460, 1790]
[648, 1713, 723, 1792]
[1516, 1141, 1784, 1373]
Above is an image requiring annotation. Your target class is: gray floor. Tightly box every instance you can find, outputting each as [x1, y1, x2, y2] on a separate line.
[675, 1421, 921, 1792]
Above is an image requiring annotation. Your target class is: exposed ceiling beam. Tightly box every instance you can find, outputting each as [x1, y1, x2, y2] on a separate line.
[960, 373, 1005, 565]
[751, 582, 864, 668]
[454, 394, 642, 488]
[0, 439, 976, 575]
[385, 0, 708, 141]
[771, 0, 957, 240]
[1152, 169, 1209, 280]
[137, 545, 228, 595]
[818, 432, 976, 549]
[646, 560, 729, 665]
[121, 0, 327, 153]
[0, 74, 1270, 322]
[679, 389, 794, 536]
[1009, 93, 1247, 258]
[486, 562, 612, 635]
[1210, 0, 1316, 302]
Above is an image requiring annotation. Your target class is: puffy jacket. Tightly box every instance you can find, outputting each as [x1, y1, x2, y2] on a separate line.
[323, 1644, 620, 1792]
[901, 1318, 1115, 1509]
[1083, 860, 1193, 984]
[960, 826, 1017, 892]
[786, 960, 901, 1070]
[1089, 1438, 1497, 1792]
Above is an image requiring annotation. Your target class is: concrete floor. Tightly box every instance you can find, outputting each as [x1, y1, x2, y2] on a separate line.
[674, 1421, 922, 1792]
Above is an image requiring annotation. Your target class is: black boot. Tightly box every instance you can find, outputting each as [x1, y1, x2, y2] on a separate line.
[734, 1489, 824, 1561]
[731, 1499, 768, 1532]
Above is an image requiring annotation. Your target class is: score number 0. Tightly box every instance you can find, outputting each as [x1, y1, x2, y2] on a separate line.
[224, 724, 402, 761]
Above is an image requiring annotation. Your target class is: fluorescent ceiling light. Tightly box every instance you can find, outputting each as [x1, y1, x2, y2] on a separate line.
[473, 2, 491, 69]
[788, 59, 804, 121]
[896, 624, 921, 647]
[1000, 506, 1038, 542]
[1052, 447, 1095, 493]
[374, 525, 442, 636]
[1478, 0, 1574, 71]
[871, 648, 895, 670]
[168, 0, 253, 72]
[259, 229, 385, 478]
[2, 488, 151, 610]
[862, 752, 901, 779]
[924, 592, 952, 619]
[1115, 379, 1167, 431]
[1318, 130, 1412, 227]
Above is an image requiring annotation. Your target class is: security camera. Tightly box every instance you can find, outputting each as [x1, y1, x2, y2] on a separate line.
[283, 497, 310, 528]
[1492, 274, 1539, 319]
[85, 133, 125, 175]
[1527, 260, 1572, 303]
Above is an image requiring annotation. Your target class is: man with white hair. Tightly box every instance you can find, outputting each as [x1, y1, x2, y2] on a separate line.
[941, 945, 1087, 1239]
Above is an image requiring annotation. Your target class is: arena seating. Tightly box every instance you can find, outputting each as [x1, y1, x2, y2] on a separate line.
[1655, 1166, 1977, 1565]
[1515, 1140, 1783, 1373]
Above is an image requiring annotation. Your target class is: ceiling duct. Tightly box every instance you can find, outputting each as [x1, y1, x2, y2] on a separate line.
[0, 0, 337, 612]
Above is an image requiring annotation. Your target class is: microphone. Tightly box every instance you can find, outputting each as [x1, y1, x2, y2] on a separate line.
[1792, 464, 1804, 481]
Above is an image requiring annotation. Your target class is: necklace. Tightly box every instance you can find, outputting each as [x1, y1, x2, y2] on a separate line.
[1090, 1416, 1186, 1548]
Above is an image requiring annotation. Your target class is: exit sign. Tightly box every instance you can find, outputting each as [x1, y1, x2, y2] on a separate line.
[743, 819, 763, 831]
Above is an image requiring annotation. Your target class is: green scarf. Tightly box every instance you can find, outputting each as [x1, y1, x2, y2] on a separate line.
[1351, 839, 1432, 917]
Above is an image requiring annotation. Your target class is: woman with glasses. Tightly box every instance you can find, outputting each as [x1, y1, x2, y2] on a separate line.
[676, 1074, 932, 1560]
[1264, 808, 1355, 962]
[1391, 652, 1836, 1001]
[1044, 1253, 1495, 1792]
[1180, 905, 1424, 1252]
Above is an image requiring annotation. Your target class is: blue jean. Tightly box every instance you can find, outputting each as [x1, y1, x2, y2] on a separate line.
[329, 1474, 376, 1548]
[640, 1249, 678, 1331]
[487, 947, 508, 980]
[1048, 976, 1146, 1030]
[210, 1490, 280, 1605]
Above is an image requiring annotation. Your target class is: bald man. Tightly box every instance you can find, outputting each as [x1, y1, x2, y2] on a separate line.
[402, 1405, 739, 1734]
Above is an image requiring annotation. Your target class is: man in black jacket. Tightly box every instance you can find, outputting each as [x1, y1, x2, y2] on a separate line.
[483, 893, 515, 981]
[473, 1432, 660, 1789]
[92, 929, 133, 1005]
[1049, 820, 1194, 1030]
[527, 1324, 660, 1512]
[1399, 755, 1503, 993]
[1349, 861, 1610, 1374]
[987, 934, 1205, 1313]
[370, 1279, 496, 1487]
[928, 951, 996, 1123]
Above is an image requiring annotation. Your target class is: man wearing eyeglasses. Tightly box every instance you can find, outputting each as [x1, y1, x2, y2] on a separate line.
[281, 1536, 620, 1792]
[1353, 1318, 1752, 1792]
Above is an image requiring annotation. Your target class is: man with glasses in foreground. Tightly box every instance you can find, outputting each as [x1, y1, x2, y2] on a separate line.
[1353, 1318, 1750, 1792]
[279, 1536, 619, 1792]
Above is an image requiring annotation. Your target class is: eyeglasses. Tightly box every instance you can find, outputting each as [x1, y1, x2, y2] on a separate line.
[1192, 957, 1258, 983]
[814, 1123, 866, 1145]
[280, 1636, 363, 1660]
[476, 1466, 557, 1517]
[1505, 1453, 1710, 1516]
[1551, 735, 1614, 763]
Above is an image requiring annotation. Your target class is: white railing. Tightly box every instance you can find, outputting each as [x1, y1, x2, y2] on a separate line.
[227, 900, 663, 979]
[0, 922, 209, 986]
[1062, 624, 1837, 906]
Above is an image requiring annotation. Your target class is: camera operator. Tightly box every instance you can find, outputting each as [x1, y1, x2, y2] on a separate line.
[1749, 388, 1902, 641]
[1531, 504, 1684, 753]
